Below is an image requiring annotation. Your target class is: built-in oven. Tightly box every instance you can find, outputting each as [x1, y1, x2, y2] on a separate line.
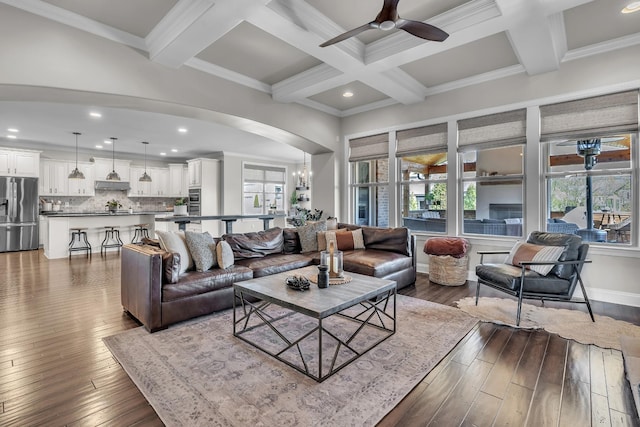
[188, 188, 201, 217]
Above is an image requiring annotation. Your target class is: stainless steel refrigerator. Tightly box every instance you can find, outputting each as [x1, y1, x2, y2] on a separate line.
[0, 176, 39, 252]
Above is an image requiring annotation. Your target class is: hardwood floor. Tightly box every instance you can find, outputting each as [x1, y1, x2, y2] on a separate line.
[0, 249, 638, 426]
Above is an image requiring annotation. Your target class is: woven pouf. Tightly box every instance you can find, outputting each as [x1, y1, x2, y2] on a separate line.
[424, 237, 470, 286]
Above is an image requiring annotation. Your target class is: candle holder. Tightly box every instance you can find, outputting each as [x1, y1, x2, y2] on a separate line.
[320, 240, 344, 279]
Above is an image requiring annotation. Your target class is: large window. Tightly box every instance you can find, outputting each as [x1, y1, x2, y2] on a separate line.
[397, 124, 448, 233]
[458, 110, 527, 237]
[541, 91, 638, 244]
[243, 164, 286, 215]
[545, 135, 633, 244]
[348, 133, 390, 227]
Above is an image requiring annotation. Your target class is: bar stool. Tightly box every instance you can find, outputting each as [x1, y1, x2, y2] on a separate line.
[101, 226, 124, 256]
[131, 223, 150, 244]
[68, 227, 91, 259]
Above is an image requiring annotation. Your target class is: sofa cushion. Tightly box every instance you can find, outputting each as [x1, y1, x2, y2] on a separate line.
[361, 227, 411, 257]
[217, 240, 235, 269]
[527, 231, 582, 279]
[475, 263, 571, 294]
[283, 228, 301, 254]
[342, 249, 413, 278]
[505, 242, 565, 276]
[235, 254, 314, 278]
[156, 230, 193, 274]
[162, 265, 253, 302]
[223, 227, 284, 260]
[185, 231, 217, 272]
[424, 237, 469, 258]
[297, 221, 327, 253]
[162, 251, 181, 284]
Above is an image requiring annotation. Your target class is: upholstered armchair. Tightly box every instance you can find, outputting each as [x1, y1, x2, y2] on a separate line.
[475, 231, 594, 326]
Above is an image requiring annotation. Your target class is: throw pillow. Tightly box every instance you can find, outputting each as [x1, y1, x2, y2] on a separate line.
[162, 252, 181, 284]
[321, 228, 365, 251]
[216, 240, 234, 269]
[326, 217, 338, 230]
[317, 231, 327, 252]
[505, 242, 565, 275]
[184, 231, 217, 272]
[296, 220, 327, 253]
[156, 230, 194, 274]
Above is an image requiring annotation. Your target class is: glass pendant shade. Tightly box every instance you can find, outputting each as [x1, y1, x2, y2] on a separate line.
[139, 141, 152, 182]
[68, 132, 85, 179]
[106, 137, 120, 181]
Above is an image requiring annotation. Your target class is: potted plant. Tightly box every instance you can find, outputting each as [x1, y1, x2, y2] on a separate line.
[105, 199, 122, 213]
[174, 197, 188, 216]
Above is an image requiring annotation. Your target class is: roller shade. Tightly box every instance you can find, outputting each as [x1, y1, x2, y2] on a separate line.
[458, 109, 526, 150]
[349, 133, 389, 162]
[396, 123, 447, 157]
[540, 90, 639, 141]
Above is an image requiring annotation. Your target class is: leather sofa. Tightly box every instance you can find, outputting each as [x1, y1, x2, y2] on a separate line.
[121, 224, 416, 332]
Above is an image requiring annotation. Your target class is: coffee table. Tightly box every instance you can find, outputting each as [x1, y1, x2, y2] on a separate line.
[233, 266, 397, 382]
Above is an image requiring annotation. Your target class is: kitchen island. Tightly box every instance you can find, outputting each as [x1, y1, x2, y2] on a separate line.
[41, 211, 162, 259]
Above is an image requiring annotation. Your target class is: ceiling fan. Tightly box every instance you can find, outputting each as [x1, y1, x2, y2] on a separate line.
[319, 0, 449, 48]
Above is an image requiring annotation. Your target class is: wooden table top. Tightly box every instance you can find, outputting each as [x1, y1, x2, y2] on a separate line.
[234, 266, 396, 319]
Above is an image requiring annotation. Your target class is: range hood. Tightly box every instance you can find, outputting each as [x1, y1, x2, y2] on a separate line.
[94, 180, 131, 191]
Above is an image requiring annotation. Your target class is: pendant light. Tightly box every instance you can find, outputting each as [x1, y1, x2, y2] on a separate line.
[139, 141, 152, 182]
[68, 131, 85, 179]
[106, 137, 121, 181]
[296, 152, 311, 190]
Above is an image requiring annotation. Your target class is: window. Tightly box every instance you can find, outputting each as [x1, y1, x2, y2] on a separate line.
[397, 123, 448, 233]
[458, 109, 527, 237]
[541, 91, 638, 244]
[243, 164, 286, 215]
[348, 133, 389, 227]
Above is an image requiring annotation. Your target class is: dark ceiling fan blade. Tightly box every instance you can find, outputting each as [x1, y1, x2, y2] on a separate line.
[319, 23, 376, 47]
[396, 19, 449, 42]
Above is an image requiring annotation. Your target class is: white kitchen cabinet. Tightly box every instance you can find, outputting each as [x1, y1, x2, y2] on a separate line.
[66, 161, 94, 196]
[187, 159, 202, 187]
[128, 166, 150, 196]
[0, 148, 40, 177]
[150, 168, 169, 196]
[93, 157, 130, 182]
[169, 164, 187, 197]
[40, 160, 68, 196]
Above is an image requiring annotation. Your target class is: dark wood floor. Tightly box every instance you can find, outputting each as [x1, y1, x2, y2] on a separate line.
[0, 249, 638, 426]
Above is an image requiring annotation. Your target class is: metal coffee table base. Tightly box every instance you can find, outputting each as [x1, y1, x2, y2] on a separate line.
[233, 289, 396, 382]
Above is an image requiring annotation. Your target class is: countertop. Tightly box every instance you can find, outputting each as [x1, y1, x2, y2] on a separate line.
[40, 211, 170, 217]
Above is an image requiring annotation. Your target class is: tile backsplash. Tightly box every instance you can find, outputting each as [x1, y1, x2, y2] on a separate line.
[41, 191, 178, 212]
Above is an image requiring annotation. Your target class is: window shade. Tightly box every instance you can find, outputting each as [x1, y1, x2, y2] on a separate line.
[349, 133, 389, 162]
[540, 90, 639, 141]
[244, 164, 285, 183]
[396, 123, 447, 157]
[458, 109, 527, 149]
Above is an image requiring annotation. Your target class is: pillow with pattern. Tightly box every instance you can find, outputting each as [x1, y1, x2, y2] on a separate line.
[505, 242, 565, 275]
[185, 231, 217, 272]
[296, 220, 327, 253]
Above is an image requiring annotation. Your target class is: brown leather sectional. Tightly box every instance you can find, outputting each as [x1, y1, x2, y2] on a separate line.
[120, 224, 416, 332]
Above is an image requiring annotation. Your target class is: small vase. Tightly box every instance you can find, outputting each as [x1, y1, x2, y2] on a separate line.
[109, 207, 117, 214]
[174, 205, 188, 216]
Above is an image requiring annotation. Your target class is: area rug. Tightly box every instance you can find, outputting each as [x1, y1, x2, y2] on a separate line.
[456, 296, 640, 350]
[103, 295, 477, 427]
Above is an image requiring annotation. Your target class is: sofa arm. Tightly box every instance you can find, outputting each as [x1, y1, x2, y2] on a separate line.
[121, 244, 164, 332]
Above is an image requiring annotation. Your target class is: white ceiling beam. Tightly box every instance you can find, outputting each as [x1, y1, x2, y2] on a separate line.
[147, 0, 270, 69]
[251, 1, 426, 105]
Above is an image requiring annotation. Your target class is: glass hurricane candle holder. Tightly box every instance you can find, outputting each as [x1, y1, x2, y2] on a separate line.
[320, 248, 343, 279]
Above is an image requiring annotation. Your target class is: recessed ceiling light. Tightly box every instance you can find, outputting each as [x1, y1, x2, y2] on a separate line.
[160, 152, 167, 156]
[622, 1, 640, 13]
[7, 128, 19, 133]
[104, 139, 112, 144]
[89, 111, 102, 118]
[343, 90, 354, 98]
[7, 135, 17, 139]
[95, 145, 103, 149]
[177, 127, 188, 133]
[171, 148, 178, 153]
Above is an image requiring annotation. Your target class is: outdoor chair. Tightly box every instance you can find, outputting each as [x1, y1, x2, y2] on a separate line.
[475, 231, 594, 326]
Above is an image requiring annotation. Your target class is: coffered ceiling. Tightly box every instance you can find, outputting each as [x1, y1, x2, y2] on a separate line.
[0, 0, 639, 159]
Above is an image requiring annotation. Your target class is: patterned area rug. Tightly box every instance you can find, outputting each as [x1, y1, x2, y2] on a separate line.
[104, 295, 477, 427]
[456, 296, 640, 350]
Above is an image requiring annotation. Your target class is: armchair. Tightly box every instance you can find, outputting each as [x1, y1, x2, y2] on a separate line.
[474, 231, 594, 326]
